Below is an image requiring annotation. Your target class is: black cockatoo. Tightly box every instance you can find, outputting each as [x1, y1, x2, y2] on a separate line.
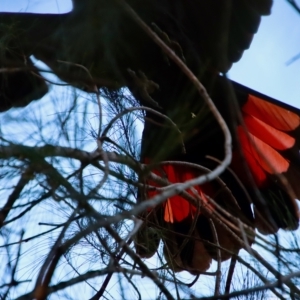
[137, 77, 300, 274]
[1, 0, 272, 110]
[1, 0, 299, 274]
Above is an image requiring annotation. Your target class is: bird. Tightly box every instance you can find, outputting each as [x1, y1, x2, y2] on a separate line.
[2, 0, 299, 275]
[1, 0, 272, 110]
[135, 77, 300, 274]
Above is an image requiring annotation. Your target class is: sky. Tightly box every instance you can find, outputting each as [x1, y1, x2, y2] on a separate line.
[1, 0, 72, 14]
[229, 0, 300, 108]
[1, 0, 300, 298]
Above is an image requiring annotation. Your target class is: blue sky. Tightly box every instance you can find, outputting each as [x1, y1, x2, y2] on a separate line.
[1, 0, 72, 14]
[229, 0, 300, 107]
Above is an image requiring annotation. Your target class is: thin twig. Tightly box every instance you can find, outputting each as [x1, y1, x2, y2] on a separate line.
[33, 209, 78, 300]
[115, 0, 232, 182]
[105, 225, 175, 300]
[101, 106, 185, 153]
[2, 230, 25, 300]
[199, 270, 300, 300]
[0, 166, 33, 228]
[210, 219, 221, 297]
[224, 256, 237, 297]
[57, 60, 103, 135]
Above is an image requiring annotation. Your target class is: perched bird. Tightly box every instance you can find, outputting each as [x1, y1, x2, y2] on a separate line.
[2, 0, 299, 275]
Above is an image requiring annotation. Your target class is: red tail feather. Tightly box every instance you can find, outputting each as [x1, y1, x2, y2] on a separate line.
[146, 164, 213, 223]
[243, 94, 300, 131]
[233, 91, 300, 191]
[234, 124, 290, 186]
